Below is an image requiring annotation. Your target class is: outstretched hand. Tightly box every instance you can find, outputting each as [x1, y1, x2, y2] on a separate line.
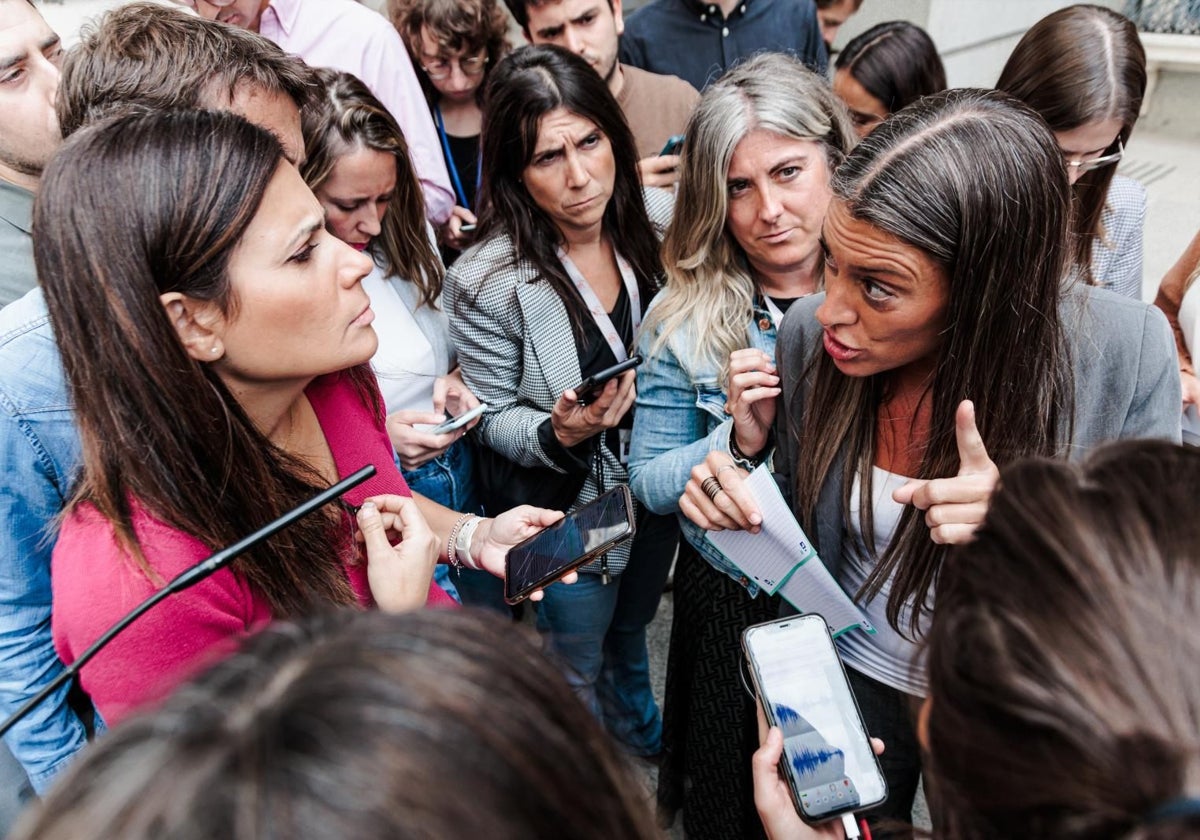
[892, 399, 999, 545]
[472, 506, 577, 601]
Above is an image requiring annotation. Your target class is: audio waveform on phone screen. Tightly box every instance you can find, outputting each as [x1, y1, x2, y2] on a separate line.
[789, 744, 844, 777]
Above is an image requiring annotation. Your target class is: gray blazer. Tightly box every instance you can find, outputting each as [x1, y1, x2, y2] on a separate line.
[772, 283, 1182, 582]
[443, 187, 674, 573]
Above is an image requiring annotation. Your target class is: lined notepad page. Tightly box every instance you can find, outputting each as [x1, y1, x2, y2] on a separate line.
[706, 466, 874, 637]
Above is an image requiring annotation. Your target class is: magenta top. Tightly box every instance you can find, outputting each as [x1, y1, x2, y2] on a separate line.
[52, 371, 456, 725]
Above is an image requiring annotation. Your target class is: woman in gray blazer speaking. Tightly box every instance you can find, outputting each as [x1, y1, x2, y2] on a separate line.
[682, 89, 1181, 833]
[444, 45, 676, 759]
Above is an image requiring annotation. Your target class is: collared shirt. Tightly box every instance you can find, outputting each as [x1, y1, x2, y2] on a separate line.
[619, 0, 828, 91]
[260, 0, 454, 224]
[0, 289, 103, 793]
[0, 180, 36, 308]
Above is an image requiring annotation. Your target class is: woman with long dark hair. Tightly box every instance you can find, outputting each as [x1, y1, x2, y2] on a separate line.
[833, 21, 946, 139]
[445, 45, 676, 758]
[997, 4, 1148, 298]
[40, 109, 563, 725]
[628, 53, 856, 837]
[683, 89, 1179, 833]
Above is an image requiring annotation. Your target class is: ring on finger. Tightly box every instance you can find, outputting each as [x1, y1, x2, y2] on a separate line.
[717, 464, 739, 478]
[701, 476, 723, 502]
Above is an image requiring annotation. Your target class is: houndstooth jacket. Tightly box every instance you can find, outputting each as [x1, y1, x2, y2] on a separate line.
[444, 187, 674, 575]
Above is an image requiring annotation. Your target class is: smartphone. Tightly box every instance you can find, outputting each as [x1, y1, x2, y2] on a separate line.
[428, 403, 488, 435]
[659, 134, 685, 156]
[504, 484, 636, 604]
[742, 615, 888, 823]
[459, 223, 477, 232]
[573, 355, 643, 405]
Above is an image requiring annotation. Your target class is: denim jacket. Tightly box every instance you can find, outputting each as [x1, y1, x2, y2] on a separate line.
[0, 289, 102, 793]
[628, 295, 778, 594]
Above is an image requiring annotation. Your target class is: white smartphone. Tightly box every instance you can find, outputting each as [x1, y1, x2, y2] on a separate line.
[428, 403, 488, 435]
[742, 615, 888, 823]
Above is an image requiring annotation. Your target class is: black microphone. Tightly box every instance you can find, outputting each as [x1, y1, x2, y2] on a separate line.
[0, 465, 376, 740]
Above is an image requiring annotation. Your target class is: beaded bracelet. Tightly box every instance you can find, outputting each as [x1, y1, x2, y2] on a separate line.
[446, 514, 477, 569]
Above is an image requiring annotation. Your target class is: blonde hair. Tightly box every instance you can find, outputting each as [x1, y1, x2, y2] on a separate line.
[643, 54, 855, 381]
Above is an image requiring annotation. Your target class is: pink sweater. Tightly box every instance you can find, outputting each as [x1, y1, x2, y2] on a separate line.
[52, 372, 455, 725]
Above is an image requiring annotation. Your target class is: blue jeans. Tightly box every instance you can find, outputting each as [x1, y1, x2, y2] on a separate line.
[401, 439, 507, 611]
[536, 509, 677, 756]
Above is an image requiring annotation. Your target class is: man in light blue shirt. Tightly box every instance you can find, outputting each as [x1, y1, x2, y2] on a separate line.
[0, 2, 310, 798]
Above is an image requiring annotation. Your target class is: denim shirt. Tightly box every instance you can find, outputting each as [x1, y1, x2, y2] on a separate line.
[628, 296, 778, 593]
[0, 289, 102, 792]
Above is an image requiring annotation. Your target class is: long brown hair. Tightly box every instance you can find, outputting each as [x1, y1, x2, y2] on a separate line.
[35, 110, 368, 617]
[14, 609, 663, 840]
[996, 4, 1146, 284]
[470, 45, 664, 337]
[926, 441, 1200, 839]
[791, 89, 1072, 635]
[301, 68, 444, 309]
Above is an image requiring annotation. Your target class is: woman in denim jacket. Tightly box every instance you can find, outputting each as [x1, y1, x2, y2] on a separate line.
[627, 54, 856, 839]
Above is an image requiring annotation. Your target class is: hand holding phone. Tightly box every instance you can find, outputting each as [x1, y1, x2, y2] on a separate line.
[428, 403, 488, 435]
[503, 485, 636, 603]
[660, 134, 685, 157]
[742, 616, 887, 824]
[573, 355, 643, 405]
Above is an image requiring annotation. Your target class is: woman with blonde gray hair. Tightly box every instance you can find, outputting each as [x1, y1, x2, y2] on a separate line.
[627, 52, 855, 838]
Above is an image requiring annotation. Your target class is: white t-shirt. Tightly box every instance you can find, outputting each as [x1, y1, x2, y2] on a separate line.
[363, 262, 438, 414]
[836, 466, 929, 697]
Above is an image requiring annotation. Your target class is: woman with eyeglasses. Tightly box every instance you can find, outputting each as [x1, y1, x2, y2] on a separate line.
[997, 4, 1147, 300]
[391, 0, 510, 261]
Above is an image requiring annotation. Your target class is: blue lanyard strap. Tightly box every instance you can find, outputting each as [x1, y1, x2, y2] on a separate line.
[434, 103, 481, 212]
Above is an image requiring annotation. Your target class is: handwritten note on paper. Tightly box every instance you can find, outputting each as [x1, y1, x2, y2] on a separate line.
[705, 465, 874, 637]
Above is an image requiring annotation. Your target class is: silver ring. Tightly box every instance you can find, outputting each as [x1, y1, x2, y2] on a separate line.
[701, 476, 723, 502]
[717, 464, 739, 478]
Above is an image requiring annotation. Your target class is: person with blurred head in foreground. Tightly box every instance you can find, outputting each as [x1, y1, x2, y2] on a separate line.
[39, 109, 567, 728]
[12, 609, 663, 840]
[754, 439, 1200, 839]
[682, 88, 1179, 834]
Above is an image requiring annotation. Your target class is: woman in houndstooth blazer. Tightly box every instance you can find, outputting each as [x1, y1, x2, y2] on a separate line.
[445, 45, 677, 758]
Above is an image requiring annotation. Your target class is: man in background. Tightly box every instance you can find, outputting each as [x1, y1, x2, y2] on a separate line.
[508, 0, 699, 188]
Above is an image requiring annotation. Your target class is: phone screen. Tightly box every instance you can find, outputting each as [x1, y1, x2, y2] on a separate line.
[744, 616, 887, 821]
[504, 486, 635, 603]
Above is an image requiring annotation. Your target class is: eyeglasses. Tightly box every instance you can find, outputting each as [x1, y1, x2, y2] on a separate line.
[1062, 138, 1124, 175]
[421, 52, 489, 80]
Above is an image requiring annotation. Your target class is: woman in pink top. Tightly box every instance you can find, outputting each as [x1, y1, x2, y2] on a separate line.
[35, 109, 564, 725]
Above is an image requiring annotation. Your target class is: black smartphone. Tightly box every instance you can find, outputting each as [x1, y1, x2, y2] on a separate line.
[573, 355, 643, 405]
[659, 134, 685, 156]
[504, 485, 636, 604]
[742, 615, 888, 824]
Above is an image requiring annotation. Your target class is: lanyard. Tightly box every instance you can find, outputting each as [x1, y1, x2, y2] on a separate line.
[434, 103, 482, 211]
[556, 246, 641, 362]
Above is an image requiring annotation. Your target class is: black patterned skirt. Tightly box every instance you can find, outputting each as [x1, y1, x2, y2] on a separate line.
[657, 542, 782, 839]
